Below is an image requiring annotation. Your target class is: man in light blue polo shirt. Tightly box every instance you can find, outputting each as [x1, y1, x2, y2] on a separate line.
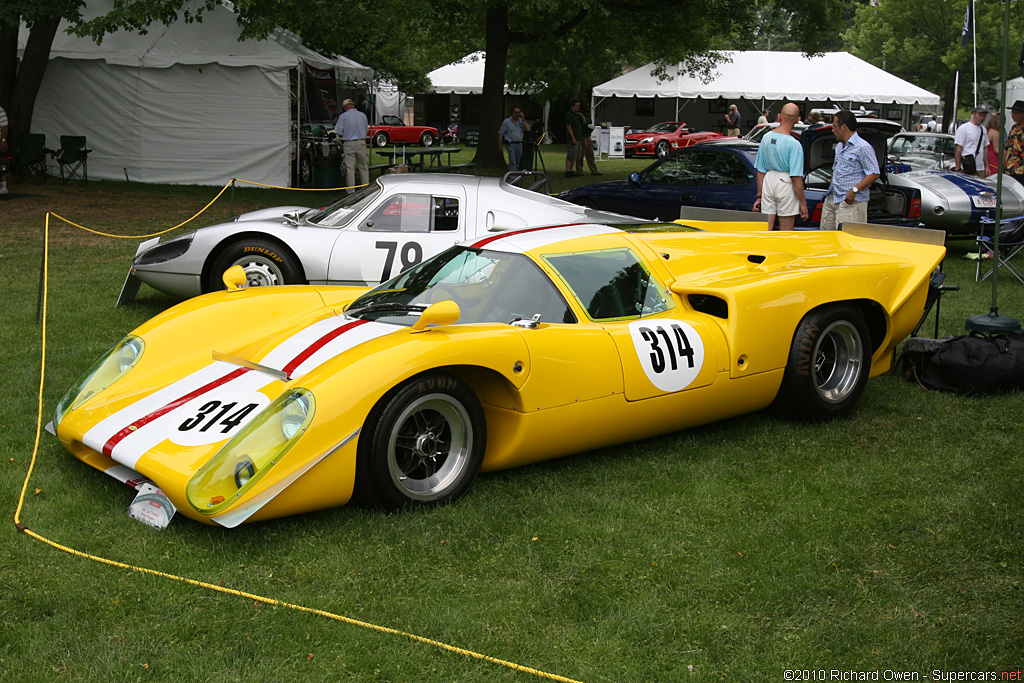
[334, 98, 369, 192]
[753, 102, 808, 230]
[820, 109, 879, 231]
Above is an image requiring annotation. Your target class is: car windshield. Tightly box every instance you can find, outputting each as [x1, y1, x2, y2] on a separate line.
[888, 135, 955, 156]
[303, 184, 381, 227]
[347, 247, 577, 326]
[645, 123, 681, 133]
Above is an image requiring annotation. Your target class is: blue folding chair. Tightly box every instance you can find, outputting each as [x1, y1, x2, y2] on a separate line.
[977, 214, 1024, 284]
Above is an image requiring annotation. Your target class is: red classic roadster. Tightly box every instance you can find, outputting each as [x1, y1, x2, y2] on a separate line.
[369, 116, 439, 148]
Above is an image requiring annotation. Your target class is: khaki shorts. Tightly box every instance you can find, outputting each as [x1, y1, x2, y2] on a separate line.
[819, 196, 868, 231]
[761, 170, 800, 217]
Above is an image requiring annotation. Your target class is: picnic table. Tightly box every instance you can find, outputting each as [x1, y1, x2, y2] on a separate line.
[375, 146, 472, 173]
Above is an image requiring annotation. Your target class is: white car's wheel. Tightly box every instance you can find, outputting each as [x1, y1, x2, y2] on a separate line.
[206, 239, 305, 292]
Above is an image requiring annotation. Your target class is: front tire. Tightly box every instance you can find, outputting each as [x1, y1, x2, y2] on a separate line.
[420, 131, 435, 147]
[355, 373, 485, 509]
[656, 140, 671, 158]
[205, 238, 305, 292]
[775, 305, 871, 420]
[373, 131, 389, 147]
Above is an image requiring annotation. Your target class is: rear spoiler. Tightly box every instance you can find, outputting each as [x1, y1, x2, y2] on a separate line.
[840, 222, 946, 246]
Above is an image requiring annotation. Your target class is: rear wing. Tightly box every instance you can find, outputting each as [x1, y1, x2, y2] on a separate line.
[840, 221, 946, 246]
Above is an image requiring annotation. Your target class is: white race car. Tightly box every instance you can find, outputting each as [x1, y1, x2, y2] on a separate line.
[119, 174, 639, 304]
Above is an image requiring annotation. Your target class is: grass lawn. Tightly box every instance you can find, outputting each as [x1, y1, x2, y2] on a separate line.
[1, 161, 1022, 682]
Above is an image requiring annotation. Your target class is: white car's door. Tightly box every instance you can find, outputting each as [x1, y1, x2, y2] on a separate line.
[327, 188, 468, 285]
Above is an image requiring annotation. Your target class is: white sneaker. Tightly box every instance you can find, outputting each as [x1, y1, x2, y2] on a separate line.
[0, 187, 8, 195]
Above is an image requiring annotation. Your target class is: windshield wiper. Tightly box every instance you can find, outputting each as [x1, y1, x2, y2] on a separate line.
[347, 302, 429, 318]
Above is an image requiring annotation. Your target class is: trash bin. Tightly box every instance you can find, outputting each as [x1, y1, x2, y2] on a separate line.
[312, 161, 341, 188]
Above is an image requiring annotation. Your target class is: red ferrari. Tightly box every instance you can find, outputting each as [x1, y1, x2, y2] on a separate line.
[369, 116, 439, 148]
[624, 122, 723, 158]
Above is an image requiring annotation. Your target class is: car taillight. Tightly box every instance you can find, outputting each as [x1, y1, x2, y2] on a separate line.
[810, 201, 823, 223]
[909, 198, 922, 219]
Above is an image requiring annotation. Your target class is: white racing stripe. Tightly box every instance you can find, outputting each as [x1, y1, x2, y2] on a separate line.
[80, 316, 396, 471]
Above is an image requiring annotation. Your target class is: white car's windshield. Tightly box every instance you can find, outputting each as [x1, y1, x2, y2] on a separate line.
[304, 184, 381, 227]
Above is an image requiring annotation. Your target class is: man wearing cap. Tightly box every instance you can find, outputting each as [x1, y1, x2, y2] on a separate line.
[1004, 101, 1024, 187]
[819, 110, 880, 231]
[954, 104, 989, 177]
[334, 98, 369, 190]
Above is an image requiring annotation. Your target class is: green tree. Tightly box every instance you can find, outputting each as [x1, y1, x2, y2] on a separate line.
[844, 0, 1024, 127]
[473, 0, 847, 169]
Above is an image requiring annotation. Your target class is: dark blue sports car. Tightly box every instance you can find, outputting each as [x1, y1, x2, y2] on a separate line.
[558, 137, 923, 228]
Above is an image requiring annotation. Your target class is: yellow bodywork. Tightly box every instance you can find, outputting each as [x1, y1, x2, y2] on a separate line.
[55, 222, 946, 525]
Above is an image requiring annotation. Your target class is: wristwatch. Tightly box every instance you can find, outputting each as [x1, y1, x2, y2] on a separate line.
[850, 186, 859, 195]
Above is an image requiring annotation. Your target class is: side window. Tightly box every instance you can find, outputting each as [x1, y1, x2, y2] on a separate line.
[363, 194, 431, 232]
[544, 248, 673, 321]
[362, 194, 459, 232]
[433, 197, 459, 231]
[645, 151, 718, 185]
[707, 153, 753, 185]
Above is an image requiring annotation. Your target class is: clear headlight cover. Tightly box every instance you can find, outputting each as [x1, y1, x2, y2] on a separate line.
[185, 388, 315, 515]
[640, 136, 653, 144]
[54, 336, 144, 426]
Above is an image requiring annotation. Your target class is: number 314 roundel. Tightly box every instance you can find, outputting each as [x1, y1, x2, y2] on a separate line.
[628, 319, 705, 393]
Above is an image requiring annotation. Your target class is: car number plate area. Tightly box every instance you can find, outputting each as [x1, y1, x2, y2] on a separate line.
[973, 195, 997, 208]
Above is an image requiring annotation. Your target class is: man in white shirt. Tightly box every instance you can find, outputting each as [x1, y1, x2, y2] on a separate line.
[954, 104, 989, 177]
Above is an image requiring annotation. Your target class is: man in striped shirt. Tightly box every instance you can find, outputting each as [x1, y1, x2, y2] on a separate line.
[820, 110, 879, 231]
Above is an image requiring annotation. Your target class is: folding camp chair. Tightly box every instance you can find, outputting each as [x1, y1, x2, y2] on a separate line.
[13, 133, 53, 182]
[56, 135, 91, 185]
[976, 214, 1024, 284]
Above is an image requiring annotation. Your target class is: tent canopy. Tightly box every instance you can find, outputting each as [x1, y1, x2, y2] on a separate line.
[427, 52, 519, 94]
[35, 0, 372, 79]
[593, 51, 939, 105]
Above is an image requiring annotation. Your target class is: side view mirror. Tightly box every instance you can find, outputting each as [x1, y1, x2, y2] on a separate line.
[629, 172, 641, 185]
[411, 300, 460, 332]
[222, 265, 247, 291]
[283, 210, 301, 225]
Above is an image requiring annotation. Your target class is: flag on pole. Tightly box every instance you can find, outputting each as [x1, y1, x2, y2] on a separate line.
[961, 0, 974, 47]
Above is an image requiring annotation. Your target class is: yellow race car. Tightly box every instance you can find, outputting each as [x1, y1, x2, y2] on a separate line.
[53, 221, 945, 526]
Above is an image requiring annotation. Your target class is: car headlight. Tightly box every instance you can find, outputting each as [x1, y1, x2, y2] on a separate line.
[133, 235, 193, 265]
[640, 137, 653, 144]
[54, 336, 144, 426]
[185, 388, 315, 514]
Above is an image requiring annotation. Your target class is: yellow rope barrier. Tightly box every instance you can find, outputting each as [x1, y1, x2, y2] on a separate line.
[15, 211, 587, 683]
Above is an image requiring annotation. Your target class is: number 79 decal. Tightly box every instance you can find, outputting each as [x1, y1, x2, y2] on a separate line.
[629, 319, 705, 392]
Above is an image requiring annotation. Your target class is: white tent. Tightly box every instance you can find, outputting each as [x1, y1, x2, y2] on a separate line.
[593, 51, 939, 130]
[426, 52, 522, 95]
[22, 0, 372, 186]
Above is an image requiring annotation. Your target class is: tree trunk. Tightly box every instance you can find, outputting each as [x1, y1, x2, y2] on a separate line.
[472, 3, 510, 169]
[4, 16, 61, 143]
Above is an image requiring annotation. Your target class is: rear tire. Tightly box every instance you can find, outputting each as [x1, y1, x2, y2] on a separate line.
[775, 305, 871, 420]
[373, 131, 389, 147]
[355, 373, 485, 509]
